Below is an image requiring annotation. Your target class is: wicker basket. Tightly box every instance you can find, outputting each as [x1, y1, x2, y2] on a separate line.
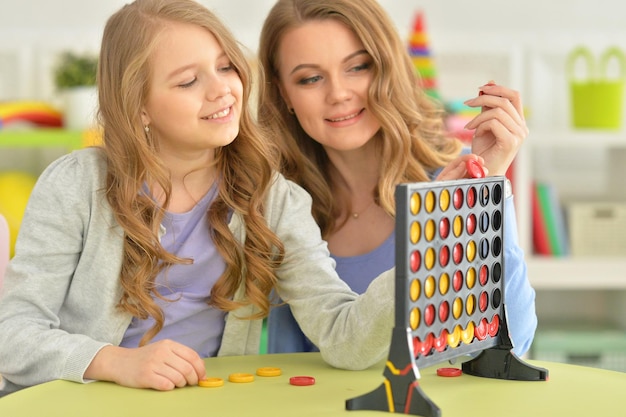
[567, 202, 626, 257]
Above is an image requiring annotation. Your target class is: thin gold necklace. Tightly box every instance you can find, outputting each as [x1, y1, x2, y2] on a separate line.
[351, 200, 376, 219]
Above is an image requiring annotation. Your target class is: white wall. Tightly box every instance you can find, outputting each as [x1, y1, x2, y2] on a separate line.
[1, 0, 626, 101]
[3, 0, 625, 49]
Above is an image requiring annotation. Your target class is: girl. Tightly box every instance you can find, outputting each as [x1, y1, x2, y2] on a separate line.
[0, 0, 395, 396]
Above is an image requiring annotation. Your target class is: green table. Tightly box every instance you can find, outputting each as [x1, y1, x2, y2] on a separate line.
[0, 352, 623, 416]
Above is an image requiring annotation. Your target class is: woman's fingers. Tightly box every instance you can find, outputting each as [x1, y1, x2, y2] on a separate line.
[435, 154, 487, 181]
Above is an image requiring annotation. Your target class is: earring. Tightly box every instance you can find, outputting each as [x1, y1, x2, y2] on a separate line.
[288, 108, 295, 115]
[144, 125, 150, 133]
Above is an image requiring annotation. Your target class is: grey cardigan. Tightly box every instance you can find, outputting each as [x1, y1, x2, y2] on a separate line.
[0, 148, 394, 395]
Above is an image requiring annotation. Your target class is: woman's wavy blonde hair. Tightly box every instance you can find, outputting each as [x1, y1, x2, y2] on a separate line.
[97, 0, 283, 345]
[257, 0, 463, 237]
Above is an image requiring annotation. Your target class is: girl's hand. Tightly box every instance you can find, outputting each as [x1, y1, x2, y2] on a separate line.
[435, 154, 488, 181]
[85, 339, 207, 390]
[463, 82, 528, 176]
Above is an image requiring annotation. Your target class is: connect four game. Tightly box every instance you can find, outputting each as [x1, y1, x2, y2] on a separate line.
[346, 176, 548, 417]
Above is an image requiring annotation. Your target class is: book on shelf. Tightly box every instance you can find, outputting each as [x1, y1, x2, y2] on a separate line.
[532, 181, 570, 256]
[531, 183, 551, 255]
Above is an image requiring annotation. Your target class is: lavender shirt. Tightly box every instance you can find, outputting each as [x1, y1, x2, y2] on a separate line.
[120, 184, 226, 358]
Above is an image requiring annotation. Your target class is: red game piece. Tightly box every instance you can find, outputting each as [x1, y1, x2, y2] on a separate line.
[434, 330, 448, 352]
[436, 367, 462, 377]
[289, 376, 315, 386]
[466, 159, 486, 179]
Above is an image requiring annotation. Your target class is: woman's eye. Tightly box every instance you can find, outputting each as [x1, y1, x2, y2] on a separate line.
[298, 75, 322, 85]
[351, 62, 371, 72]
[219, 64, 234, 72]
[179, 78, 197, 88]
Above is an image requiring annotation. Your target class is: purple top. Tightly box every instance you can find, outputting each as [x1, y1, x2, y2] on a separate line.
[266, 234, 394, 353]
[120, 184, 226, 358]
[332, 233, 395, 294]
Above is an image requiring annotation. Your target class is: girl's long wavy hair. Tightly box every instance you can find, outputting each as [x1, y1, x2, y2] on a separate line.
[97, 0, 283, 345]
[257, 0, 463, 237]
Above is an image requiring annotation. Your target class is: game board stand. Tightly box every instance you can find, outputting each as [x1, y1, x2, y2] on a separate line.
[346, 326, 442, 417]
[346, 177, 549, 417]
[461, 307, 549, 381]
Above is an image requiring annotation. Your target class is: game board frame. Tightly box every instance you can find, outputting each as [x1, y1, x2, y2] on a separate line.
[346, 177, 548, 417]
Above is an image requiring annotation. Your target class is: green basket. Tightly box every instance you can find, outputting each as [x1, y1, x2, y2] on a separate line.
[568, 46, 625, 129]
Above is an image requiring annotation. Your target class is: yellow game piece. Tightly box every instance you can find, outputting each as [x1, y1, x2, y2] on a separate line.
[198, 377, 224, 388]
[410, 192, 421, 215]
[439, 273, 450, 295]
[439, 189, 450, 212]
[452, 297, 463, 320]
[465, 294, 476, 316]
[410, 221, 421, 244]
[466, 267, 476, 288]
[424, 276, 436, 298]
[466, 241, 477, 262]
[461, 321, 475, 344]
[228, 373, 255, 383]
[447, 324, 462, 348]
[424, 219, 436, 241]
[409, 307, 420, 330]
[424, 190, 436, 213]
[256, 367, 282, 377]
[453, 215, 463, 237]
[424, 247, 435, 270]
[409, 279, 421, 302]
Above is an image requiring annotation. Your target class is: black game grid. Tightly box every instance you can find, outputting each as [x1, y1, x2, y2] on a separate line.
[346, 176, 548, 417]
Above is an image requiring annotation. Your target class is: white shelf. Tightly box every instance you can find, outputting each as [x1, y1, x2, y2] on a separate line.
[527, 257, 626, 290]
[527, 129, 626, 148]
[517, 131, 626, 290]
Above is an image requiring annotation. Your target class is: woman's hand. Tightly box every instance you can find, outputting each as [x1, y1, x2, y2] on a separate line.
[463, 82, 528, 176]
[435, 153, 488, 181]
[84, 339, 206, 390]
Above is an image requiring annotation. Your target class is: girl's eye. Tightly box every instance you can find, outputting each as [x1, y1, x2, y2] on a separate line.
[179, 78, 197, 88]
[298, 75, 322, 85]
[219, 64, 234, 72]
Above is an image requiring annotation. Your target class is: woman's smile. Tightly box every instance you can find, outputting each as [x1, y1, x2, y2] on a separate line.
[326, 108, 364, 124]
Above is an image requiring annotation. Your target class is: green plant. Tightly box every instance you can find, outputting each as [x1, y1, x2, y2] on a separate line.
[53, 51, 98, 89]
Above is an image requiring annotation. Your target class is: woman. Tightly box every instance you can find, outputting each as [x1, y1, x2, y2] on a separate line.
[0, 0, 395, 396]
[257, 0, 536, 355]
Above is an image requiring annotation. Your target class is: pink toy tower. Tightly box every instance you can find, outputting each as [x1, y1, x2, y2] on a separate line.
[408, 11, 440, 100]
